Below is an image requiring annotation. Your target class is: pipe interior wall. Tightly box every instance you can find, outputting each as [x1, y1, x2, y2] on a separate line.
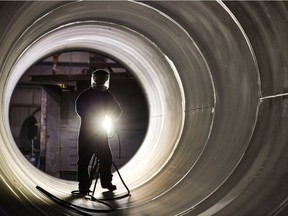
[0, 1, 288, 215]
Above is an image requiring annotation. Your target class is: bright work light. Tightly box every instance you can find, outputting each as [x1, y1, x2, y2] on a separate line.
[103, 115, 113, 135]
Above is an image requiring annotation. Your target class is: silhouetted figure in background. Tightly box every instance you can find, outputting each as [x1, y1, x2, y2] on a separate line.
[75, 69, 121, 194]
[19, 108, 40, 168]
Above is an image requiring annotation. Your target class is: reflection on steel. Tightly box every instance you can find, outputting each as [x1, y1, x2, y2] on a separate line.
[1, 1, 288, 215]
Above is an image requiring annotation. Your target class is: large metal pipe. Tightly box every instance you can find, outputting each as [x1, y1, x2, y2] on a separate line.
[1, 1, 288, 215]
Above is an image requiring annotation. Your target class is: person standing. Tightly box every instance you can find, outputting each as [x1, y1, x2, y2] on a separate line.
[75, 69, 121, 194]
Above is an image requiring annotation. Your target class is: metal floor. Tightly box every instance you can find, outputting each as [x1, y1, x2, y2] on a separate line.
[1, 1, 288, 216]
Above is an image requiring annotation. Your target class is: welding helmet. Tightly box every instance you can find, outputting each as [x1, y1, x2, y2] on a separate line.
[91, 69, 110, 91]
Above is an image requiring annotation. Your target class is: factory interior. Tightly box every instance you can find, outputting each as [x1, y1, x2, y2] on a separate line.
[9, 51, 148, 180]
[1, 1, 288, 216]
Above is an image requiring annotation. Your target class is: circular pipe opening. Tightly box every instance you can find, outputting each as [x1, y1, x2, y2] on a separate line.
[9, 50, 149, 179]
[1, 21, 185, 194]
[1, 1, 268, 215]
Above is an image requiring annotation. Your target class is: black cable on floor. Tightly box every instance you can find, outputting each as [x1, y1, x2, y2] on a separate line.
[36, 186, 114, 214]
[76, 155, 131, 201]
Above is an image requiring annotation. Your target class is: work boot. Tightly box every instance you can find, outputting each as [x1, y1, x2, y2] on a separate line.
[100, 173, 116, 191]
[102, 183, 117, 191]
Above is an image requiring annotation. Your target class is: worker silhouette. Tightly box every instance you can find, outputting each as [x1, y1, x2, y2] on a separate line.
[75, 69, 121, 194]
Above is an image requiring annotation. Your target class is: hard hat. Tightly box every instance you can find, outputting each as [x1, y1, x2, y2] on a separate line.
[91, 69, 110, 91]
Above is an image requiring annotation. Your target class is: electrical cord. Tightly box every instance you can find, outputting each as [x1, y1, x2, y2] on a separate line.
[36, 123, 129, 214]
[36, 161, 130, 214]
[74, 154, 131, 201]
[89, 160, 131, 201]
[36, 158, 130, 215]
[36, 185, 114, 215]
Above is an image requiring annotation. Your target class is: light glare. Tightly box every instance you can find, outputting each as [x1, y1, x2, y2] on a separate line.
[103, 115, 112, 134]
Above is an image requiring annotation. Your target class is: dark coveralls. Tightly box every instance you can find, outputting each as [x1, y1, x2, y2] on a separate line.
[75, 87, 121, 192]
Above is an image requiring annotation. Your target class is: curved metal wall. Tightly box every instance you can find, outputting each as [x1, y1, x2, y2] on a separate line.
[0, 1, 288, 215]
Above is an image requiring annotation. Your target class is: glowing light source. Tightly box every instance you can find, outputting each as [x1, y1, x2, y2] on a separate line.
[103, 115, 112, 135]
